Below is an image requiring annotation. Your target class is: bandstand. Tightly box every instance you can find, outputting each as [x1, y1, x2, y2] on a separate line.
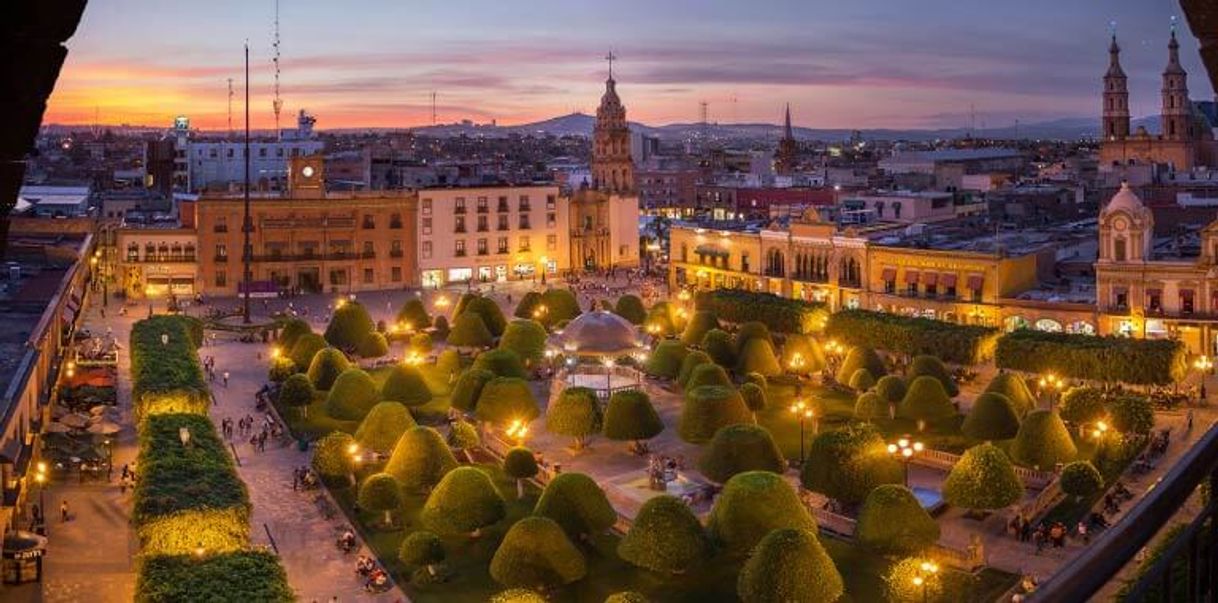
[549, 311, 648, 400]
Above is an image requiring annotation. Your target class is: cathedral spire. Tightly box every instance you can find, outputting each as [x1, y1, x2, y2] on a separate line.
[592, 54, 632, 193]
[783, 103, 793, 140]
[1103, 29, 1130, 141]
[1165, 19, 1185, 75]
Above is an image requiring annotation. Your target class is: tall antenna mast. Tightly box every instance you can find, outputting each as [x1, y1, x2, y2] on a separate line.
[272, 0, 283, 140]
[227, 78, 234, 137]
[431, 91, 437, 125]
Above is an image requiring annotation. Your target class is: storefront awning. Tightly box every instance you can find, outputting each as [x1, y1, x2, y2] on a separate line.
[922, 273, 938, 287]
[967, 275, 984, 290]
[905, 271, 920, 284]
[941, 274, 958, 287]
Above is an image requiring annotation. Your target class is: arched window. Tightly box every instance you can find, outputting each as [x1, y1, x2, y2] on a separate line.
[1114, 237, 1127, 262]
[1034, 318, 1063, 332]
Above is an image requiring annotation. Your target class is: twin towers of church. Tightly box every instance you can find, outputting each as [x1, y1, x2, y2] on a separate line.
[1102, 26, 1194, 143]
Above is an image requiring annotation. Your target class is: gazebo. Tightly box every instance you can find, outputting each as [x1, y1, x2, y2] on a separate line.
[549, 311, 647, 399]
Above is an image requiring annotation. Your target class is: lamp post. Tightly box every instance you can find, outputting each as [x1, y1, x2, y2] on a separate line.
[34, 462, 47, 530]
[789, 400, 816, 465]
[505, 419, 529, 446]
[887, 437, 924, 487]
[1038, 373, 1065, 409]
[603, 358, 614, 394]
[544, 349, 556, 373]
[539, 256, 548, 285]
[824, 339, 845, 377]
[912, 560, 939, 603]
[104, 439, 113, 481]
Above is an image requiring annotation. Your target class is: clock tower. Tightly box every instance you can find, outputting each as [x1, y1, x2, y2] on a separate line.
[288, 155, 324, 197]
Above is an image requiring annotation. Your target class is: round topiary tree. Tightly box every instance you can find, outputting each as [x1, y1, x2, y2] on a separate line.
[312, 431, 358, 485]
[700, 328, 737, 368]
[737, 528, 843, 603]
[699, 424, 785, 483]
[355, 401, 417, 454]
[472, 349, 529, 379]
[707, 471, 818, 556]
[942, 442, 1023, 513]
[533, 472, 617, 541]
[397, 298, 433, 330]
[490, 589, 547, 603]
[1060, 460, 1104, 500]
[907, 355, 958, 396]
[381, 364, 433, 407]
[278, 373, 315, 418]
[540, 288, 582, 324]
[546, 386, 602, 450]
[475, 377, 540, 425]
[985, 372, 1037, 417]
[503, 447, 539, 499]
[686, 362, 733, 390]
[676, 350, 713, 389]
[744, 372, 768, 391]
[432, 315, 450, 341]
[451, 368, 495, 413]
[358, 472, 403, 527]
[679, 385, 752, 444]
[849, 368, 876, 391]
[740, 382, 767, 419]
[800, 422, 903, 507]
[617, 495, 711, 574]
[399, 531, 445, 578]
[1106, 395, 1155, 436]
[646, 302, 677, 337]
[1011, 410, 1077, 470]
[421, 466, 506, 537]
[278, 317, 313, 351]
[645, 340, 688, 379]
[498, 320, 548, 365]
[448, 311, 494, 349]
[874, 375, 907, 405]
[357, 331, 389, 359]
[268, 356, 296, 383]
[307, 346, 351, 391]
[855, 484, 941, 555]
[435, 348, 461, 381]
[325, 368, 381, 420]
[898, 375, 957, 428]
[489, 516, 586, 589]
[1060, 387, 1107, 431]
[385, 426, 459, 492]
[602, 390, 663, 450]
[324, 300, 375, 350]
[961, 392, 1020, 442]
[736, 337, 782, 377]
[885, 556, 946, 603]
[463, 296, 507, 336]
[514, 291, 543, 320]
[781, 334, 827, 376]
[680, 311, 720, 347]
[836, 346, 887, 384]
[290, 333, 328, 375]
[854, 391, 889, 422]
[614, 294, 647, 325]
[447, 418, 481, 463]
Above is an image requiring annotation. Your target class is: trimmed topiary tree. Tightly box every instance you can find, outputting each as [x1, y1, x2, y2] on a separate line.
[681, 310, 720, 347]
[1060, 460, 1104, 500]
[699, 424, 785, 483]
[740, 382, 767, 419]
[701, 329, 736, 368]
[357, 331, 389, 359]
[306, 346, 351, 390]
[472, 349, 529, 380]
[614, 294, 647, 324]
[489, 516, 586, 589]
[874, 375, 907, 405]
[855, 484, 940, 555]
[645, 340, 688, 379]
[399, 531, 445, 578]
[463, 295, 507, 336]
[533, 472, 617, 541]
[985, 372, 1037, 417]
[498, 320, 548, 365]
[854, 391, 889, 422]
[737, 528, 843, 603]
[676, 350, 713, 389]
[707, 471, 817, 556]
[325, 368, 381, 420]
[268, 356, 296, 383]
[435, 348, 461, 380]
[733, 321, 774, 355]
[514, 291, 543, 320]
[447, 419, 481, 463]
[962, 392, 1020, 442]
[421, 466, 506, 537]
[898, 375, 956, 427]
[781, 333, 827, 376]
[602, 390, 663, 449]
[289, 333, 327, 375]
[800, 422, 903, 506]
[908, 354, 958, 396]
[432, 315, 450, 341]
[410, 332, 433, 354]
[380, 364, 433, 407]
[886, 556, 946, 603]
[448, 311, 494, 349]
[385, 426, 458, 492]
[736, 337, 782, 377]
[686, 362, 732, 390]
[503, 447, 539, 499]
[849, 368, 876, 391]
[397, 298, 433, 330]
[491, 589, 547, 603]
[539, 288, 582, 325]
[355, 402, 417, 454]
[679, 385, 752, 444]
[278, 317, 312, 351]
[1011, 410, 1077, 470]
[1106, 395, 1155, 436]
[312, 431, 357, 485]
[605, 592, 649, 603]
[545, 386, 602, 449]
[836, 346, 886, 384]
[617, 495, 711, 574]
[475, 377, 540, 425]
[278, 373, 315, 418]
[324, 300, 375, 350]
[942, 442, 1023, 513]
[358, 472, 403, 527]
[646, 302, 678, 337]
[1060, 386, 1107, 428]
[451, 368, 495, 413]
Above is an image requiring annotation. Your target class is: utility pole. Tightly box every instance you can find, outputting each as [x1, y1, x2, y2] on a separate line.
[243, 42, 252, 324]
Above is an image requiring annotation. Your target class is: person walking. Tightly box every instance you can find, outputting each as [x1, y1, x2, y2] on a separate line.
[223, 371, 230, 387]
[60, 500, 69, 522]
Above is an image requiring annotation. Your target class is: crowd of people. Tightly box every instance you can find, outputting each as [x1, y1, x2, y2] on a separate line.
[1007, 480, 1136, 555]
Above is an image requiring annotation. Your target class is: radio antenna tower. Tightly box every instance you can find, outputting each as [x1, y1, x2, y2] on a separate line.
[227, 78, 234, 137]
[272, 0, 283, 140]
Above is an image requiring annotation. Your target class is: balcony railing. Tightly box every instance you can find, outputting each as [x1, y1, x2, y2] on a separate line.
[213, 225, 228, 233]
[214, 255, 228, 263]
[454, 226, 467, 233]
[454, 206, 467, 214]
[389, 220, 403, 229]
[361, 251, 375, 259]
[389, 249, 403, 258]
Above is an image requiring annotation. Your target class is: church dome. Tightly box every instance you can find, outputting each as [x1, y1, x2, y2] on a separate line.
[1105, 182, 1145, 215]
[554, 311, 640, 356]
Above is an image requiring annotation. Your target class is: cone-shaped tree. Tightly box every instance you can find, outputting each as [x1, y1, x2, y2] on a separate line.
[278, 318, 313, 351]
[733, 322, 774, 355]
[498, 320, 548, 364]
[617, 495, 711, 574]
[875, 375, 907, 405]
[849, 368, 876, 391]
[680, 311, 720, 347]
[545, 386, 602, 449]
[855, 484, 940, 555]
[325, 368, 381, 420]
[448, 311, 494, 349]
[1011, 410, 1077, 470]
[800, 422, 903, 506]
[355, 402, 417, 454]
[451, 368, 495, 413]
[701, 329, 736, 368]
[603, 390, 663, 447]
[679, 385, 752, 444]
[646, 302, 678, 337]
[473, 349, 529, 379]
[614, 294, 647, 324]
[514, 291, 543, 320]
[324, 300, 375, 350]
[290, 333, 328, 374]
[399, 531, 445, 577]
[962, 392, 1020, 442]
[539, 289, 582, 324]
[278, 373, 315, 418]
[381, 364, 433, 407]
[489, 516, 586, 589]
[491, 589, 547, 603]
[836, 346, 886, 384]
[645, 340, 688, 379]
[447, 419, 480, 462]
[985, 372, 1037, 417]
[1060, 387, 1107, 427]
[907, 354, 958, 396]
[707, 471, 817, 555]
[410, 332, 433, 354]
[699, 424, 785, 483]
[740, 382, 767, 417]
[744, 372, 768, 391]
[737, 528, 843, 603]
[268, 356, 296, 383]
[898, 376, 956, 426]
[737, 337, 782, 377]
[358, 472, 403, 526]
[385, 426, 458, 492]
[475, 377, 540, 424]
[781, 334, 827, 376]
[462, 295, 507, 336]
[306, 346, 351, 391]
[432, 315, 450, 341]
[435, 348, 462, 380]
[676, 351, 712, 389]
[453, 292, 478, 318]
[357, 331, 389, 359]
[533, 472, 617, 541]
[312, 431, 357, 485]
[853, 391, 889, 422]
[421, 466, 506, 536]
[397, 298, 433, 330]
[1060, 461, 1104, 500]
[503, 447, 539, 500]
[686, 362, 732, 390]
[942, 442, 1023, 512]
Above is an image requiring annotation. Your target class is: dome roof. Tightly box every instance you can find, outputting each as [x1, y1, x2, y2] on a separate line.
[554, 311, 640, 356]
[1105, 182, 1146, 215]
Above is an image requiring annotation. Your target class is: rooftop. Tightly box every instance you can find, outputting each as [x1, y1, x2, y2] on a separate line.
[882, 148, 1024, 163]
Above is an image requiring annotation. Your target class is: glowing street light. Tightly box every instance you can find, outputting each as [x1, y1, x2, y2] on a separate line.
[789, 400, 816, 464]
[912, 560, 939, 603]
[270, 346, 281, 359]
[888, 437, 924, 487]
[1196, 355, 1214, 375]
[1038, 373, 1065, 408]
[1092, 420, 1110, 440]
[505, 419, 529, 445]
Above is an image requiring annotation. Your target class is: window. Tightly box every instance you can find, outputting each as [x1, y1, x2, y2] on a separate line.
[477, 239, 488, 255]
[127, 243, 139, 262]
[1114, 238, 1127, 262]
[519, 214, 531, 230]
[455, 197, 467, 214]
[546, 195, 556, 210]
[498, 237, 509, 254]
[213, 217, 228, 233]
[215, 244, 228, 262]
[455, 240, 466, 257]
[258, 147, 267, 157]
[741, 253, 749, 272]
[884, 278, 896, 294]
[547, 212, 556, 227]
[1148, 290, 1163, 312]
[362, 241, 375, 257]
[276, 148, 284, 157]
[498, 196, 509, 212]
[390, 213, 402, 229]
[519, 195, 531, 211]
[477, 215, 489, 232]
[422, 241, 432, 259]
[363, 268, 374, 284]
[455, 216, 466, 233]
[215, 270, 227, 287]
[390, 239, 403, 257]
[362, 215, 375, 229]
[498, 215, 509, 231]
[519, 236, 531, 252]
[547, 234, 557, 251]
[477, 197, 488, 213]
[226, 148, 234, 158]
[422, 199, 432, 215]
[422, 217, 432, 235]
[391, 267, 402, 282]
[329, 269, 348, 286]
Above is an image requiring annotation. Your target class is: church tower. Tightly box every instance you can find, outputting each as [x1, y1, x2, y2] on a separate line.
[774, 104, 798, 175]
[1161, 27, 1192, 141]
[591, 53, 633, 194]
[1103, 34, 1130, 141]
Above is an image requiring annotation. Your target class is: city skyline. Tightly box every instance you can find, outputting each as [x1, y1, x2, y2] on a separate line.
[46, 0, 1212, 131]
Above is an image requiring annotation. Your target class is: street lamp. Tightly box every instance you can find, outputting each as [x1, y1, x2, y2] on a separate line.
[505, 419, 529, 445]
[1091, 420, 1109, 440]
[544, 349, 556, 372]
[789, 400, 816, 465]
[887, 437, 924, 487]
[1038, 373, 1065, 409]
[34, 462, 47, 528]
[789, 352, 806, 375]
[603, 358, 615, 393]
[532, 304, 549, 322]
[1196, 355, 1214, 375]
[912, 560, 939, 603]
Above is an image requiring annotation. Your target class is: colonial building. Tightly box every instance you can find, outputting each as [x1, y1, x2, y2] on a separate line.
[117, 227, 199, 298]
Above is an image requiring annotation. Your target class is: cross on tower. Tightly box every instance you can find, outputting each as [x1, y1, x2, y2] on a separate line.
[605, 51, 617, 80]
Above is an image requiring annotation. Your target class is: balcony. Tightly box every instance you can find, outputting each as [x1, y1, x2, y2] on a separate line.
[477, 225, 489, 233]
[361, 251, 376, 259]
[519, 204, 531, 212]
[477, 206, 488, 214]
[213, 224, 228, 233]
[361, 220, 375, 230]
[454, 226, 467, 234]
[838, 278, 862, 289]
[389, 249, 403, 258]
[497, 203, 509, 213]
[454, 206, 467, 215]
[389, 220, 403, 229]
[214, 255, 228, 263]
[454, 250, 467, 258]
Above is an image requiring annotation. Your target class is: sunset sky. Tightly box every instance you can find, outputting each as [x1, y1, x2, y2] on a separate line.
[45, 0, 1211, 131]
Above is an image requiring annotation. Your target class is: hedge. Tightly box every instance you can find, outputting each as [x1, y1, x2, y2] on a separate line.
[277, 318, 312, 351]
[695, 289, 828, 334]
[800, 422, 903, 506]
[539, 288, 582, 324]
[961, 392, 1020, 442]
[325, 368, 381, 420]
[514, 291, 543, 320]
[874, 375, 907, 404]
[267, 356, 296, 383]
[545, 387, 603, 448]
[614, 295, 647, 324]
[701, 329, 737, 368]
[289, 333, 327, 375]
[385, 426, 459, 492]
[380, 364, 433, 407]
[680, 311, 721, 347]
[355, 402, 417, 454]
[324, 300, 375, 350]
[736, 337, 782, 377]
[358, 473, 404, 526]
[707, 471, 817, 555]
[898, 376, 957, 425]
[942, 442, 1023, 511]
[498, 320, 548, 364]
[462, 295, 508, 336]
[835, 346, 886, 385]
[686, 362, 732, 390]
[677, 350, 713, 389]
[307, 347, 351, 391]
[451, 368, 495, 413]
[472, 348, 529, 380]
[602, 390, 664, 444]
[825, 309, 1000, 365]
[1060, 461, 1105, 499]
[448, 311, 494, 348]
[421, 466, 506, 536]
[645, 340, 688, 379]
[397, 298, 433, 329]
[1011, 410, 1077, 470]
[475, 377, 540, 424]
[908, 355, 958, 396]
[984, 372, 1037, 417]
[135, 551, 292, 603]
[994, 330, 1188, 385]
[130, 317, 210, 420]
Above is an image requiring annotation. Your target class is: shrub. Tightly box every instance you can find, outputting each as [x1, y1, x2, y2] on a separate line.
[605, 592, 649, 603]
[961, 392, 1020, 442]
[707, 471, 817, 555]
[357, 331, 389, 359]
[475, 377, 540, 425]
[135, 550, 292, 603]
[306, 347, 351, 391]
[397, 298, 433, 330]
[995, 330, 1188, 385]
[800, 422, 903, 505]
[1060, 461, 1105, 499]
[875, 375, 907, 404]
[540, 288, 582, 324]
[1060, 387, 1107, 426]
[646, 302, 678, 336]
[129, 317, 210, 419]
[358, 473, 403, 526]
[384, 426, 458, 492]
[503, 447, 539, 499]
[942, 442, 1023, 511]
[645, 340, 688, 379]
[885, 556, 946, 603]
[908, 355, 958, 396]
[514, 291, 543, 319]
[451, 368, 495, 413]
[984, 372, 1037, 417]
[267, 357, 296, 383]
[737, 528, 843, 603]
[546, 387, 602, 449]
[701, 328, 737, 367]
[699, 424, 785, 483]
[1107, 395, 1155, 435]
[849, 368, 876, 391]
[289, 333, 327, 375]
[854, 391, 889, 421]
[676, 351, 712, 388]
[410, 332, 433, 354]
[278, 318, 312, 351]
[681, 310, 720, 347]
[602, 390, 663, 444]
[744, 372, 768, 391]
[679, 385, 752, 444]
[617, 495, 711, 574]
[491, 589, 547, 603]
[312, 431, 357, 483]
[432, 315, 450, 341]
[498, 320, 548, 364]
[733, 321, 774, 354]
[447, 311, 494, 348]
[826, 309, 1000, 365]
[856, 484, 940, 555]
[736, 337, 782, 377]
[447, 419, 480, 454]
[1011, 410, 1078, 470]
[277, 373, 314, 417]
[836, 346, 886, 384]
[325, 368, 381, 421]
[533, 472, 617, 540]
[781, 333, 826, 376]
[696, 289, 828, 334]
[422, 466, 506, 536]
[489, 516, 586, 589]
[473, 348, 529, 379]
[380, 364, 433, 407]
[399, 531, 445, 575]
[686, 362, 732, 390]
[462, 295, 507, 336]
[898, 376, 956, 425]
[355, 402, 417, 454]
[740, 382, 767, 414]
[614, 294, 647, 324]
[435, 348, 462, 380]
[324, 301, 375, 350]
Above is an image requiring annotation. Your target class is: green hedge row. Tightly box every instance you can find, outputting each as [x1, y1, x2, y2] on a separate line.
[995, 330, 1187, 385]
[130, 316, 210, 421]
[695, 290, 828, 334]
[824, 310, 1000, 365]
[136, 551, 293, 603]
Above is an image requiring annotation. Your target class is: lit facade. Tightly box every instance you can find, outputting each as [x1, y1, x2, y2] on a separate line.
[117, 228, 200, 298]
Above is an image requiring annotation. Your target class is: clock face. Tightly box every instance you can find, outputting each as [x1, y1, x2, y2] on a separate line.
[302, 165, 315, 178]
